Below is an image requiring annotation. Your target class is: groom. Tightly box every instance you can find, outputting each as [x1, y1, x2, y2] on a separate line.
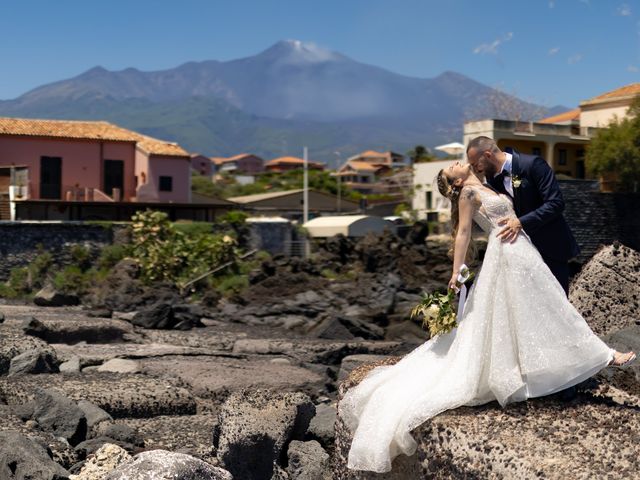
[466, 136, 579, 294]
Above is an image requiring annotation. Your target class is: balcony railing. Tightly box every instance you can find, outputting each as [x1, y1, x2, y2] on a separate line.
[491, 119, 597, 138]
[64, 186, 117, 202]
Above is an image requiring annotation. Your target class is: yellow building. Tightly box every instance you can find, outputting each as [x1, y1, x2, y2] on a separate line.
[463, 83, 640, 179]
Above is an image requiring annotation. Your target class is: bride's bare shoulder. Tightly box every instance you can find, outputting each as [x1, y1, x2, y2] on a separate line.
[460, 185, 482, 205]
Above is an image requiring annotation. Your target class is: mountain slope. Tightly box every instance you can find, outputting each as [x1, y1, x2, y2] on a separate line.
[0, 40, 565, 162]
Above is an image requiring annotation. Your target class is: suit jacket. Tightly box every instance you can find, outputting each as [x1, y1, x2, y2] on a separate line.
[488, 150, 579, 262]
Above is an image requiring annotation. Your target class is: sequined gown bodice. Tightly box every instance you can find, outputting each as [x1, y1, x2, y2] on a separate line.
[470, 186, 515, 233]
[340, 184, 613, 473]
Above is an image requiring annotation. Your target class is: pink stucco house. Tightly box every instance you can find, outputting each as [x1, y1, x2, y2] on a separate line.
[211, 153, 265, 174]
[191, 153, 214, 177]
[0, 117, 191, 205]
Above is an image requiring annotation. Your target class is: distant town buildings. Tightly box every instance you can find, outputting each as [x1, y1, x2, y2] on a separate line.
[336, 150, 409, 195]
[211, 153, 265, 174]
[191, 153, 214, 177]
[264, 156, 325, 172]
[228, 188, 358, 219]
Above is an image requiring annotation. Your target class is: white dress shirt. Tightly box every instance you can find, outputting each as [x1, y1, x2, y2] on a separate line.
[500, 153, 514, 197]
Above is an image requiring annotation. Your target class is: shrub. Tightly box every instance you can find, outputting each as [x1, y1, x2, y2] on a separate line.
[53, 266, 95, 294]
[69, 245, 92, 271]
[218, 210, 248, 227]
[173, 221, 214, 236]
[131, 210, 238, 286]
[28, 252, 54, 288]
[320, 268, 338, 280]
[97, 244, 130, 271]
[214, 274, 249, 296]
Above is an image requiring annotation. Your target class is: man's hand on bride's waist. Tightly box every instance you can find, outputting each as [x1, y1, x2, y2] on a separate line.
[497, 217, 522, 243]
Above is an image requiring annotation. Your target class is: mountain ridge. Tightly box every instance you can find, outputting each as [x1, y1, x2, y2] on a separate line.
[0, 40, 567, 164]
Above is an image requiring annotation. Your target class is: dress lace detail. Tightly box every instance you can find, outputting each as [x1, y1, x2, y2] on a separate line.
[339, 185, 613, 473]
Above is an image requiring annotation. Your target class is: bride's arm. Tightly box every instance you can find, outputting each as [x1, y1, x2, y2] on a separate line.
[448, 189, 476, 290]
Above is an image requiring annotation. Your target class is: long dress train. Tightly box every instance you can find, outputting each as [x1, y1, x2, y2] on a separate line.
[339, 187, 613, 473]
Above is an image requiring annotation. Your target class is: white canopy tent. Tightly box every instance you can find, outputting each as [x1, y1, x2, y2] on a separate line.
[303, 215, 395, 238]
[435, 142, 465, 156]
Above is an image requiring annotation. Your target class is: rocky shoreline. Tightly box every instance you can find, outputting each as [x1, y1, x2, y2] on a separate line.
[0, 239, 638, 479]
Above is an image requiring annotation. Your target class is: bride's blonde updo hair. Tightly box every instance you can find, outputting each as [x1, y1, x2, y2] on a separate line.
[436, 169, 476, 263]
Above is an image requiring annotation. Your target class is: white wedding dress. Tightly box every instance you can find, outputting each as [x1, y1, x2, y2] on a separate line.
[340, 187, 613, 473]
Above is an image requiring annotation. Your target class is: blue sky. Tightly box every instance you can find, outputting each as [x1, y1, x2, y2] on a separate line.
[1, 0, 638, 108]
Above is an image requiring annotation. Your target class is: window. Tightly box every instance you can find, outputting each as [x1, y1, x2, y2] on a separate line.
[558, 149, 567, 166]
[159, 176, 173, 192]
[532, 147, 542, 156]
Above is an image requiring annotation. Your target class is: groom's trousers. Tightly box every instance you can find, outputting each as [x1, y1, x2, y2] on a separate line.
[544, 258, 569, 296]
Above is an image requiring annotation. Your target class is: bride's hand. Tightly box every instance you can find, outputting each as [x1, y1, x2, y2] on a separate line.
[448, 273, 460, 293]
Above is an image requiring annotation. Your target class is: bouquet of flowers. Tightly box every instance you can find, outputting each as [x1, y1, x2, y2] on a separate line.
[411, 265, 474, 338]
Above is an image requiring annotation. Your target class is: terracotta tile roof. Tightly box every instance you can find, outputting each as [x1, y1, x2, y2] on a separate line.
[358, 150, 386, 157]
[345, 161, 383, 171]
[266, 156, 324, 167]
[228, 153, 257, 161]
[135, 135, 189, 157]
[211, 153, 262, 165]
[0, 116, 189, 157]
[266, 156, 305, 165]
[0, 117, 138, 142]
[582, 83, 640, 104]
[538, 108, 581, 124]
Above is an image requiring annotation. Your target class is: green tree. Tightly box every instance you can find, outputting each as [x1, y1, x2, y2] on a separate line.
[407, 145, 434, 165]
[586, 96, 640, 192]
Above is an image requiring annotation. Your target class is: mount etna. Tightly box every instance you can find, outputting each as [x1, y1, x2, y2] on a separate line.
[0, 40, 565, 165]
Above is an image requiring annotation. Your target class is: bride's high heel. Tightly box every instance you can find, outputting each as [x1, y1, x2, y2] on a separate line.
[609, 350, 637, 368]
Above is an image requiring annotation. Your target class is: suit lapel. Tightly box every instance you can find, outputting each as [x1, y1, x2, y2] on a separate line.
[487, 174, 506, 195]
[511, 150, 522, 215]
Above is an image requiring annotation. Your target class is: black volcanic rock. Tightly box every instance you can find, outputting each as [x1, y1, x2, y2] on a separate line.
[0, 431, 70, 480]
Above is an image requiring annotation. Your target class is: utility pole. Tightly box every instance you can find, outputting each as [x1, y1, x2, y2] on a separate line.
[303, 147, 310, 258]
[334, 151, 342, 213]
[303, 146, 309, 224]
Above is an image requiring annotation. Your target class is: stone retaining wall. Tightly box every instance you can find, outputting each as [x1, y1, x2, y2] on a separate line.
[0, 222, 128, 281]
[559, 180, 640, 264]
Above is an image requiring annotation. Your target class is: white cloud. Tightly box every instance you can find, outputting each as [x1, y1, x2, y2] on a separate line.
[628, 65, 639, 72]
[617, 4, 632, 16]
[548, 47, 560, 55]
[568, 54, 583, 64]
[473, 32, 514, 55]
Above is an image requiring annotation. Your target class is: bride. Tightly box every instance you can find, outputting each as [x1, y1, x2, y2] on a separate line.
[339, 161, 636, 473]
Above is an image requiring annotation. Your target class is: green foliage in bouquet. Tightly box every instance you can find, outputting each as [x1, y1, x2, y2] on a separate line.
[411, 290, 458, 338]
[411, 267, 475, 338]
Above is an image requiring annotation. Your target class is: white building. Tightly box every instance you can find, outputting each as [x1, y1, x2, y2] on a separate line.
[463, 83, 640, 179]
[303, 215, 395, 237]
[412, 159, 458, 220]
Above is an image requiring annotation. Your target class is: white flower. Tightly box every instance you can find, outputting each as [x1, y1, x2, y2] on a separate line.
[427, 304, 440, 319]
[512, 175, 522, 188]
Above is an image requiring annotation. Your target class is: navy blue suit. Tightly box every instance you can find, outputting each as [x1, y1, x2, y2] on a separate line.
[488, 150, 579, 293]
